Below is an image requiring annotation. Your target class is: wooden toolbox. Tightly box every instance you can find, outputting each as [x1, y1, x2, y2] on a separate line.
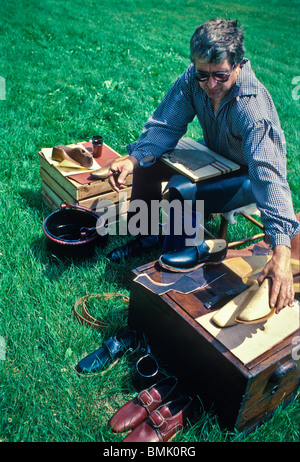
[39, 141, 132, 220]
[128, 256, 300, 434]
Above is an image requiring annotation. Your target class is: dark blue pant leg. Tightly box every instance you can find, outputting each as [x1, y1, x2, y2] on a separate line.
[163, 169, 256, 251]
[127, 161, 255, 251]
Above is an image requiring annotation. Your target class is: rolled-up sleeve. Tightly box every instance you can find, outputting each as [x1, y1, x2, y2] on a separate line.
[127, 68, 197, 166]
[243, 120, 300, 248]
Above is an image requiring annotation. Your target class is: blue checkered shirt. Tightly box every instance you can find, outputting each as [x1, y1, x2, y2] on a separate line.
[127, 59, 300, 248]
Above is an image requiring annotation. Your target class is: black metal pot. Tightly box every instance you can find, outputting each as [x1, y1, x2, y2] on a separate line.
[43, 201, 108, 258]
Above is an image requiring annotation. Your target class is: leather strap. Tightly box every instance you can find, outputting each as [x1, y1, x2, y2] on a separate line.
[73, 293, 129, 331]
[103, 336, 129, 358]
[138, 390, 154, 407]
[150, 410, 168, 430]
[195, 240, 209, 258]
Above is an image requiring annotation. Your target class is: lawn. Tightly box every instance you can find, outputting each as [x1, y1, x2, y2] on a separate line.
[0, 0, 299, 443]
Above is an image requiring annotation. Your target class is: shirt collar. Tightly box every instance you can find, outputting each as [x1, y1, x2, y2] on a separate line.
[231, 58, 259, 98]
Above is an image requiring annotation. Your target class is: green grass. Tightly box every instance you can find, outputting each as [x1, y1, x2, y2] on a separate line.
[0, 0, 299, 443]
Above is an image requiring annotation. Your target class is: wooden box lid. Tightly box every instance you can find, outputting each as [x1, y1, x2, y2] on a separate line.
[132, 256, 299, 367]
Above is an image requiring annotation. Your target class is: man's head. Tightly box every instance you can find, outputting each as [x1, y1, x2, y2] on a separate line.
[190, 18, 244, 67]
[190, 19, 244, 102]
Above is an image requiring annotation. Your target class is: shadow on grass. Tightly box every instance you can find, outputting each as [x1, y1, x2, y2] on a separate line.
[29, 228, 162, 291]
[18, 187, 49, 216]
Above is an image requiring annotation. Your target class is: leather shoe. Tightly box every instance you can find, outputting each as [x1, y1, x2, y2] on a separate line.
[122, 396, 193, 442]
[158, 239, 228, 272]
[75, 329, 139, 376]
[107, 236, 159, 263]
[108, 376, 178, 433]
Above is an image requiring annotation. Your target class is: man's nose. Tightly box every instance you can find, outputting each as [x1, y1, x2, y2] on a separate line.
[207, 75, 218, 89]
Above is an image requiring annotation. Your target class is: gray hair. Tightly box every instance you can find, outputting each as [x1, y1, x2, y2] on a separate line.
[190, 18, 245, 67]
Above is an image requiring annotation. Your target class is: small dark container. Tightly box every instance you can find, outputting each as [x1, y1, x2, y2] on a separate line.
[43, 202, 108, 259]
[92, 135, 103, 158]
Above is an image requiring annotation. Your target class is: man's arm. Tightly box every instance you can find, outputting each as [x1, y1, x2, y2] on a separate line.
[125, 65, 197, 164]
[257, 245, 294, 312]
[242, 121, 300, 312]
[108, 66, 197, 191]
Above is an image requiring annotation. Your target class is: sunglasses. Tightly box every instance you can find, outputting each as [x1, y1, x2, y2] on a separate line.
[194, 65, 234, 82]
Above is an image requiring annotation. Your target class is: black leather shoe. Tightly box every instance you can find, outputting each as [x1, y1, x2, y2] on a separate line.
[158, 239, 228, 272]
[76, 329, 139, 376]
[107, 236, 159, 263]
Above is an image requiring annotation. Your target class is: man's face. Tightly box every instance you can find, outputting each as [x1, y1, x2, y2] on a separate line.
[194, 58, 241, 101]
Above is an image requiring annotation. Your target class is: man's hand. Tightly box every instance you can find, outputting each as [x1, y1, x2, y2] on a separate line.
[257, 245, 294, 313]
[108, 156, 138, 192]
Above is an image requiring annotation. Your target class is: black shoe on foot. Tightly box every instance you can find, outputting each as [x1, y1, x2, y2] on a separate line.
[107, 236, 159, 263]
[158, 239, 228, 272]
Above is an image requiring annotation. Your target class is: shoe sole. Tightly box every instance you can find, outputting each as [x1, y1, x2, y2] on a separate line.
[158, 256, 224, 273]
[76, 358, 119, 378]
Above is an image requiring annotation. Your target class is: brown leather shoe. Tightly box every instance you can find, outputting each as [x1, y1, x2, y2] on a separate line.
[52, 145, 93, 168]
[108, 376, 178, 433]
[122, 396, 193, 442]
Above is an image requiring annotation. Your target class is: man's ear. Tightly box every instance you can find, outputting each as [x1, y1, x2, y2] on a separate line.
[235, 63, 242, 77]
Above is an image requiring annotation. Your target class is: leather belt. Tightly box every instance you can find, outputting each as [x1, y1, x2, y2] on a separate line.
[73, 293, 129, 330]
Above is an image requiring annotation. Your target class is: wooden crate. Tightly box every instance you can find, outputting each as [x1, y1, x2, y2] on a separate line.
[128, 259, 300, 434]
[39, 141, 132, 221]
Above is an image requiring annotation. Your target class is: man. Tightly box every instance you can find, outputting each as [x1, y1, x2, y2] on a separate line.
[106, 18, 300, 313]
